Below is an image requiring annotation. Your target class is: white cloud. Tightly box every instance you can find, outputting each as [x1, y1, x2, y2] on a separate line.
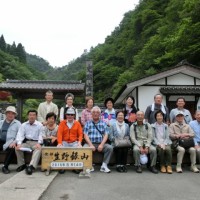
[0, 0, 139, 67]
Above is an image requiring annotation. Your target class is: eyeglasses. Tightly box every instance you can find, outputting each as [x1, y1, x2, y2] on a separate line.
[66, 114, 74, 116]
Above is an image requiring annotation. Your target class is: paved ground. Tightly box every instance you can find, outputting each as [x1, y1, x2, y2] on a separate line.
[0, 164, 57, 200]
[0, 164, 17, 184]
[40, 164, 200, 200]
[1, 164, 200, 200]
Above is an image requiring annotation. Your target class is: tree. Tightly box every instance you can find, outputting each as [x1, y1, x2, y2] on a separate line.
[0, 35, 6, 51]
[16, 43, 26, 63]
[10, 42, 17, 56]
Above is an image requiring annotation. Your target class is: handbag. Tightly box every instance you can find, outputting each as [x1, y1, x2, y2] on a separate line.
[179, 138, 194, 149]
[43, 138, 52, 146]
[114, 136, 132, 148]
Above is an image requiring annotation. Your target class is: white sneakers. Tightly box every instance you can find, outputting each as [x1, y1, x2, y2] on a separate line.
[86, 164, 111, 173]
[191, 164, 199, 173]
[86, 167, 95, 173]
[176, 164, 199, 173]
[100, 164, 111, 173]
[176, 164, 182, 173]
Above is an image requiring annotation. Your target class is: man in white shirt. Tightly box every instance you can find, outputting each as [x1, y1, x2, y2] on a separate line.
[15, 110, 43, 175]
[37, 90, 58, 125]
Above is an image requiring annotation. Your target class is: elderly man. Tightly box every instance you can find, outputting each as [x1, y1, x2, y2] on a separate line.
[145, 94, 169, 124]
[169, 111, 199, 173]
[0, 106, 21, 174]
[37, 90, 58, 125]
[130, 111, 158, 174]
[15, 110, 43, 175]
[84, 106, 113, 173]
[170, 97, 192, 124]
[189, 110, 200, 164]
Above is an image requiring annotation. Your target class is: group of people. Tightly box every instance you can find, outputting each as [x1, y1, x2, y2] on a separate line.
[1, 90, 200, 176]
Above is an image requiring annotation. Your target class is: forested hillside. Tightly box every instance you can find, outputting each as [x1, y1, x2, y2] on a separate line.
[1, 0, 200, 102]
[0, 34, 46, 81]
[88, 0, 200, 100]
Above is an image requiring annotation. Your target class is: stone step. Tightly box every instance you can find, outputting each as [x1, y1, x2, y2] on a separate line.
[0, 169, 57, 200]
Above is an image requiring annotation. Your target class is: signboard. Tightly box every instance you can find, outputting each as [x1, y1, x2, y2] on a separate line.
[86, 61, 93, 97]
[41, 147, 93, 171]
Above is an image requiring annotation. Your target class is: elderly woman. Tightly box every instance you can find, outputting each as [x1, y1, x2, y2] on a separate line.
[42, 112, 58, 146]
[123, 96, 138, 126]
[81, 96, 94, 126]
[152, 110, 172, 174]
[59, 93, 79, 122]
[0, 106, 21, 174]
[110, 111, 130, 172]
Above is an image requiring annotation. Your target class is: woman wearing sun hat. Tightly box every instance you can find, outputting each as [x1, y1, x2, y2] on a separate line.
[0, 106, 21, 174]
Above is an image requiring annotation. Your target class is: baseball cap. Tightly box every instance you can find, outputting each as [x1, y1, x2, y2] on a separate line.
[175, 111, 184, 117]
[140, 154, 148, 165]
[5, 106, 17, 115]
[66, 108, 75, 115]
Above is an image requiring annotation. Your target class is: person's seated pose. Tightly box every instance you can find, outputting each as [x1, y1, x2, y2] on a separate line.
[84, 106, 113, 173]
[169, 111, 199, 173]
[57, 107, 83, 174]
[190, 110, 200, 164]
[0, 106, 21, 174]
[57, 108, 82, 148]
[152, 110, 172, 174]
[110, 111, 130, 173]
[130, 111, 158, 174]
[15, 110, 43, 175]
[42, 112, 58, 146]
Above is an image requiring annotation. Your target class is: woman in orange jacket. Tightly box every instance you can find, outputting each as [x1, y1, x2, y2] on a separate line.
[57, 107, 83, 147]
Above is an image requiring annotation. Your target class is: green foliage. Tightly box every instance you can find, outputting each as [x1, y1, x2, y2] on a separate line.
[0, 50, 45, 80]
[0, 35, 6, 51]
[16, 43, 26, 63]
[26, 54, 53, 79]
[22, 99, 39, 121]
[0, 73, 3, 82]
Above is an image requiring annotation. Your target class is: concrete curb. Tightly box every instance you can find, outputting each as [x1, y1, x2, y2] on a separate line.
[0, 170, 58, 200]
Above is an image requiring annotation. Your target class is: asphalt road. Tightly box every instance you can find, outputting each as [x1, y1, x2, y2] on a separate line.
[40, 164, 200, 200]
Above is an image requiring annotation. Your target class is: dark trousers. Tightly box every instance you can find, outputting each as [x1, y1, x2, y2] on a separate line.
[157, 145, 172, 166]
[114, 147, 128, 165]
[0, 141, 16, 168]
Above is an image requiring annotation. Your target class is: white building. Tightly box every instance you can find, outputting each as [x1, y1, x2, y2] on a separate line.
[115, 62, 200, 116]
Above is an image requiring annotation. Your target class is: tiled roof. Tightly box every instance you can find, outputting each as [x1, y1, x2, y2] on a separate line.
[0, 80, 85, 91]
[0, 80, 85, 99]
[160, 86, 200, 94]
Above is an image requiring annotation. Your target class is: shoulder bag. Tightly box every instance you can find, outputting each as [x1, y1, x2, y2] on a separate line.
[179, 138, 194, 149]
[114, 136, 132, 148]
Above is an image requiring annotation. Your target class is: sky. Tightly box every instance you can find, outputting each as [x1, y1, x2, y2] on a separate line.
[0, 0, 139, 67]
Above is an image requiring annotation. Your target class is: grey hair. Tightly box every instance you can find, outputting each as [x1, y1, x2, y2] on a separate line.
[91, 106, 101, 113]
[65, 93, 74, 100]
[154, 94, 163, 99]
[195, 110, 200, 115]
[46, 90, 53, 95]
